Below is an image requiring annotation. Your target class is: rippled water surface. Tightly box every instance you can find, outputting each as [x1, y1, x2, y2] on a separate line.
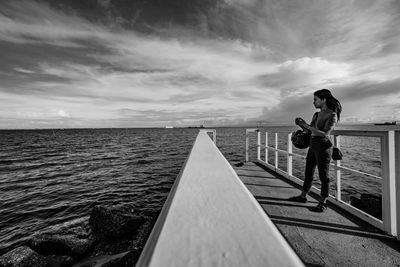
[0, 126, 386, 254]
[0, 128, 200, 253]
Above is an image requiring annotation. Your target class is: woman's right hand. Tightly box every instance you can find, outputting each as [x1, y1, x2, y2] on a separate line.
[295, 117, 305, 125]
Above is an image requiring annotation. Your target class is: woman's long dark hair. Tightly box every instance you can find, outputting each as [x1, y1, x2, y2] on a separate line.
[314, 89, 342, 121]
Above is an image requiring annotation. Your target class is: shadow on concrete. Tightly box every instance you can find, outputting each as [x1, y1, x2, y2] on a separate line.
[244, 183, 293, 189]
[304, 263, 325, 267]
[235, 167, 271, 173]
[270, 215, 400, 252]
[253, 195, 314, 203]
[251, 162, 400, 254]
[258, 200, 311, 209]
[238, 175, 277, 180]
[270, 214, 377, 233]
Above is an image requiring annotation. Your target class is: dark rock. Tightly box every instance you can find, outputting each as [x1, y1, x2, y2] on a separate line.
[30, 233, 93, 260]
[350, 193, 382, 220]
[42, 255, 74, 267]
[0, 246, 44, 267]
[72, 250, 139, 267]
[0, 246, 75, 267]
[44, 218, 92, 240]
[89, 205, 149, 239]
[101, 250, 140, 267]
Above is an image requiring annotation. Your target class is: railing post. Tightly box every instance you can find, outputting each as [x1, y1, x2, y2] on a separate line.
[212, 129, 216, 144]
[257, 130, 261, 161]
[334, 135, 341, 201]
[265, 132, 269, 163]
[200, 129, 216, 144]
[245, 130, 249, 162]
[287, 133, 293, 176]
[275, 133, 279, 168]
[395, 130, 400, 239]
[381, 131, 397, 236]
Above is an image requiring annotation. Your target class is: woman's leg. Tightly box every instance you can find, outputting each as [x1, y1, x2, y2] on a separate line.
[302, 148, 317, 196]
[316, 146, 332, 203]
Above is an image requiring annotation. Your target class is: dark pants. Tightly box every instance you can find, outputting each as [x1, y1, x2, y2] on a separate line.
[302, 137, 332, 198]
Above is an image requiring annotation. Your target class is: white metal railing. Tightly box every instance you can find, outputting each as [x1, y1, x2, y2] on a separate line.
[245, 128, 400, 238]
[200, 129, 216, 144]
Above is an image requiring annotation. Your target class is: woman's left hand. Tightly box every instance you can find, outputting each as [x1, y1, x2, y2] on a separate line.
[297, 119, 311, 131]
[295, 117, 306, 125]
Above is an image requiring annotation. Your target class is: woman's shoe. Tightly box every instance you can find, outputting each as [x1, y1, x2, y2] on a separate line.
[310, 202, 327, 212]
[288, 196, 307, 203]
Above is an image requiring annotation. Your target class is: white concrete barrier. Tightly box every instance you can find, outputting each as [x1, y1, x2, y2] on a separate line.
[136, 131, 304, 267]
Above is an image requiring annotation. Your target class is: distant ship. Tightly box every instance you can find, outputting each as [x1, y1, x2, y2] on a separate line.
[165, 126, 174, 129]
[187, 125, 205, 129]
[374, 121, 397, 125]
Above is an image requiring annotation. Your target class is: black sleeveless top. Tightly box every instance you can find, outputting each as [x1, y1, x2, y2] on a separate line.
[310, 110, 337, 136]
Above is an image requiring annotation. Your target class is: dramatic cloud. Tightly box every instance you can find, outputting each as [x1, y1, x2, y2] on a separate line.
[0, 0, 400, 128]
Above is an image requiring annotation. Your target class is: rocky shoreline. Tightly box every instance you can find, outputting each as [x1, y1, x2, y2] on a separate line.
[0, 205, 158, 267]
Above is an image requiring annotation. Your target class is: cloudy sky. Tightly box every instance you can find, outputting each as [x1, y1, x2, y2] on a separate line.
[1, 0, 399, 129]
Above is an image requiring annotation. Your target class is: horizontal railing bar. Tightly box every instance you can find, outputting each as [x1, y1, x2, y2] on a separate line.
[256, 144, 382, 180]
[258, 144, 288, 154]
[335, 165, 381, 180]
[259, 145, 306, 159]
[332, 130, 389, 137]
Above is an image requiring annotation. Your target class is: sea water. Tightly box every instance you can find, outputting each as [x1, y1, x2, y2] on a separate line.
[0, 126, 392, 254]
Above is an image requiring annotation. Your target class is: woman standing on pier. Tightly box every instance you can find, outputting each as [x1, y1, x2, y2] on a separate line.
[289, 89, 342, 212]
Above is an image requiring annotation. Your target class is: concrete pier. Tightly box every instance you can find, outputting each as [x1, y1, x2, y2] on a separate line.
[137, 129, 400, 266]
[136, 130, 304, 267]
[235, 161, 400, 266]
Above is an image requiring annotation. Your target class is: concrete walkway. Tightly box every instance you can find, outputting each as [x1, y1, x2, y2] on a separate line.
[233, 162, 400, 267]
